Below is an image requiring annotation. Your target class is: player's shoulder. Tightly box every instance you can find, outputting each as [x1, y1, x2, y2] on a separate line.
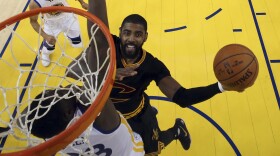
[34, 0, 66, 7]
[112, 34, 120, 43]
[32, 0, 48, 7]
[142, 49, 160, 63]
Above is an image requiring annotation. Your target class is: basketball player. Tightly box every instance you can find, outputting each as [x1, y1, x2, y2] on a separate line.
[29, 0, 88, 67]
[66, 0, 243, 155]
[22, 88, 144, 156]
[6, 0, 144, 154]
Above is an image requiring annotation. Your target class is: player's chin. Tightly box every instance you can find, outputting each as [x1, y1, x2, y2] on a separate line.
[237, 89, 245, 93]
[125, 47, 136, 54]
[124, 51, 138, 59]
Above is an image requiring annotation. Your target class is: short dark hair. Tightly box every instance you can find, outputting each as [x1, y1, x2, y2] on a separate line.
[120, 14, 147, 31]
[27, 90, 74, 139]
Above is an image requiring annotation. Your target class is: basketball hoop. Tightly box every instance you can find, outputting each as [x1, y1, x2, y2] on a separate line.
[0, 6, 115, 155]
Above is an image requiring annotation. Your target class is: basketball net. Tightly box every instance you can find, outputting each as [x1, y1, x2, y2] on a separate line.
[0, 7, 115, 155]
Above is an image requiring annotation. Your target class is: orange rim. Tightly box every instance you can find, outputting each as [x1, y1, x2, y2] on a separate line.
[0, 6, 116, 156]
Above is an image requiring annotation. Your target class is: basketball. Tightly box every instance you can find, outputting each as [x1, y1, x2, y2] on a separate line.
[213, 44, 259, 91]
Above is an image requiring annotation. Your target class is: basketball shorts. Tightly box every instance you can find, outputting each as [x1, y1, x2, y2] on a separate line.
[127, 104, 162, 155]
[44, 13, 81, 39]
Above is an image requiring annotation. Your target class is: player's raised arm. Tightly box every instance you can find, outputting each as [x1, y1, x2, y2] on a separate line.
[86, 0, 120, 132]
[76, 0, 88, 10]
[87, 0, 109, 74]
[64, 0, 110, 80]
[88, 0, 109, 28]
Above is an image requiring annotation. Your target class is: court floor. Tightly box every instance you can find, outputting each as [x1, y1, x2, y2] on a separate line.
[0, 0, 280, 156]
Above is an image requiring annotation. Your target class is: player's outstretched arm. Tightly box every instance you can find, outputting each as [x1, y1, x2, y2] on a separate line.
[87, 0, 109, 66]
[86, 0, 120, 131]
[64, 0, 109, 81]
[158, 76, 224, 108]
[88, 0, 109, 29]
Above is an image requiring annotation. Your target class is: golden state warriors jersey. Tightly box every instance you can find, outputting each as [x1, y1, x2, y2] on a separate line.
[60, 109, 145, 156]
[34, 0, 69, 20]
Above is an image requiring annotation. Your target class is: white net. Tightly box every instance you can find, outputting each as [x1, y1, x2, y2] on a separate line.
[0, 7, 114, 155]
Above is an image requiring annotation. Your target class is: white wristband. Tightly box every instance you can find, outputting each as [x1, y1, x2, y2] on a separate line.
[218, 82, 225, 92]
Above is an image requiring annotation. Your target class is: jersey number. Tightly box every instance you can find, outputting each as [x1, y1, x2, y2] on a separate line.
[67, 144, 112, 156]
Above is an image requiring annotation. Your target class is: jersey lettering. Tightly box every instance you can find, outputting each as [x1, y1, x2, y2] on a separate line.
[92, 144, 112, 156]
[67, 144, 112, 156]
[72, 137, 85, 146]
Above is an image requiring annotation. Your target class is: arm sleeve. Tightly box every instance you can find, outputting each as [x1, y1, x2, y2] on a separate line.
[172, 82, 222, 108]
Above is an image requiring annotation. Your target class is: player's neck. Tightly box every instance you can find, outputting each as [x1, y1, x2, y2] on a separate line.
[125, 57, 138, 64]
[122, 50, 142, 65]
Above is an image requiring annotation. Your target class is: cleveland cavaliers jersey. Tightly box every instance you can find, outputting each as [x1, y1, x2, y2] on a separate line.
[110, 35, 171, 118]
[34, 0, 69, 20]
[60, 109, 145, 156]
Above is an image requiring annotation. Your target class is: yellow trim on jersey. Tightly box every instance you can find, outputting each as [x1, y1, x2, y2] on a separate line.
[144, 152, 159, 156]
[119, 113, 144, 150]
[143, 141, 164, 156]
[121, 49, 147, 67]
[120, 114, 143, 148]
[110, 97, 129, 103]
[122, 96, 145, 119]
[133, 147, 145, 153]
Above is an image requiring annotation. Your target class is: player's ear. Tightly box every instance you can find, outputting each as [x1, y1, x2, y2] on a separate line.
[144, 32, 148, 42]
[119, 27, 122, 36]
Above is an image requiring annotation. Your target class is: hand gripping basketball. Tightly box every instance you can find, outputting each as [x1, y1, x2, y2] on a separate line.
[213, 44, 259, 92]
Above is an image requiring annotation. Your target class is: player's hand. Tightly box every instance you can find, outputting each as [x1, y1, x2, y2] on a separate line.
[81, 2, 88, 10]
[221, 84, 245, 93]
[45, 35, 56, 45]
[116, 65, 139, 81]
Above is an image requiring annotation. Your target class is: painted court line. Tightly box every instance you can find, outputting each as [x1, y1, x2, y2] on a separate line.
[248, 0, 280, 108]
[20, 63, 32, 67]
[164, 26, 187, 32]
[233, 29, 242, 32]
[0, 0, 32, 152]
[256, 12, 266, 15]
[149, 96, 241, 156]
[270, 60, 280, 63]
[205, 8, 222, 20]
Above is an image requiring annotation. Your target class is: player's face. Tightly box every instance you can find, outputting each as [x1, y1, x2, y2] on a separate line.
[119, 23, 147, 59]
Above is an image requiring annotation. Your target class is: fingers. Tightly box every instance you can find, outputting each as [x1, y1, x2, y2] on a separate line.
[46, 36, 56, 45]
[47, 39, 56, 45]
[83, 3, 89, 10]
[50, 38, 56, 45]
[222, 84, 245, 93]
[116, 65, 139, 81]
[116, 69, 136, 81]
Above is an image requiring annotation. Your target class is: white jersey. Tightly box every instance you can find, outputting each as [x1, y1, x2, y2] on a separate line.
[60, 109, 145, 156]
[33, 0, 81, 39]
[34, 0, 69, 20]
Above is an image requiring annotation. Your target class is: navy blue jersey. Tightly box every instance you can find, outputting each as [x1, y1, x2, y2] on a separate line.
[110, 35, 171, 118]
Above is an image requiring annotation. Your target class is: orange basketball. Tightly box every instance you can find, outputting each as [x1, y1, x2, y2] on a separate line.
[213, 44, 259, 91]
